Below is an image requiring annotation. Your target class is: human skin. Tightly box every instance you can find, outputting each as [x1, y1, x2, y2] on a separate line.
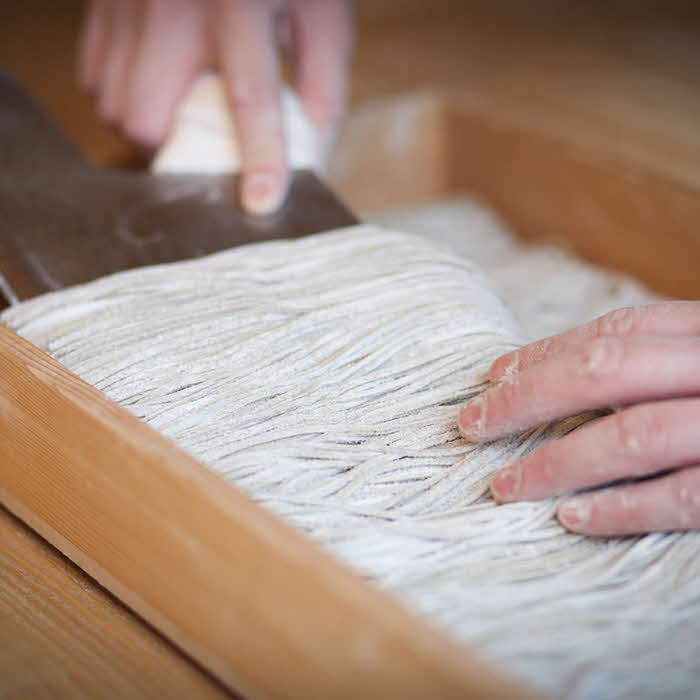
[79, 0, 354, 215]
[458, 302, 700, 536]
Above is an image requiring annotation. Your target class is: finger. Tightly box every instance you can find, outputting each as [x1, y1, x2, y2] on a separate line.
[491, 302, 700, 382]
[490, 398, 700, 503]
[557, 465, 700, 535]
[78, 0, 113, 93]
[124, 0, 207, 146]
[275, 9, 294, 58]
[290, 0, 354, 157]
[459, 335, 700, 442]
[216, 0, 288, 215]
[97, 0, 141, 124]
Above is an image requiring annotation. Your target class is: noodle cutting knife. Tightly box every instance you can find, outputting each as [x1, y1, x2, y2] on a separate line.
[0, 73, 357, 308]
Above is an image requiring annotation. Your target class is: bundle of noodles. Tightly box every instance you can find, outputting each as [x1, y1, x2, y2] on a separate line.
[4, 224, 697, 700]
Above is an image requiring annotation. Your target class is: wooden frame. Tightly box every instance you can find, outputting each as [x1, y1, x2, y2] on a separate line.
[0, 324, 538, 699]
[3, 3, 698, 695]
[5, 88, 696, 698]
[330, 90, 700, 300]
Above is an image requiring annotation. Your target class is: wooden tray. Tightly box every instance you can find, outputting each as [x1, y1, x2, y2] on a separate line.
[0, 320, 537, 700]
[330, 90, 700, 300]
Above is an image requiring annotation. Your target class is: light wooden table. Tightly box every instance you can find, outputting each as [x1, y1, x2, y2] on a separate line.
[0, 507, 235, 699]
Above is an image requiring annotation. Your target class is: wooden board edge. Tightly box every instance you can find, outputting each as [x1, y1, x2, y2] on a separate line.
[0, 324, 540, 700]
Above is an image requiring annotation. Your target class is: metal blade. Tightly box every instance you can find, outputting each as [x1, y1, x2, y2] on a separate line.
[0, 74, 357, 306]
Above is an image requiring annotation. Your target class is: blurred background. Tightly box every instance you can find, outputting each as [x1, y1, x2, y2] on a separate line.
[2, 0, 700, 296]
[3, 0, 700, 167]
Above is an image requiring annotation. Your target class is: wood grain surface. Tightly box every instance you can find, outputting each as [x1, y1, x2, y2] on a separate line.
[344, 1, 700, 299]
[0, 324, 539, 700]
[445, 91, 700, 299]
[2, 2, 699, 695]
[0, 505, 235, 700]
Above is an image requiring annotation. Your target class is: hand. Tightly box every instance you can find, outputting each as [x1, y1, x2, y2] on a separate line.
[79, 0, 354, 215]
[457, 302, 700, 536]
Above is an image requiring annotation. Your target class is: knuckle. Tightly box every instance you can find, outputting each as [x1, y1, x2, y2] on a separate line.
[595, 307, 640, 338]
[122, 109, 160, 146]
[223, 0, 278, 15]
[147, 0, 173, 16]
[124, 122, 158, 147]
[228, 81, 276, 113]
[224, 0, 252, 10]
[675, 471, 700, 510]
[578, 336, 624, 380]
[492, 377, 518, 416]
[98, 99, 120, 127]
[526, 338, 551, 366]
[670, 473, 700, 527]
[611, 407, 666, 462]
[492, 350, 520, 382]
[487, 376, 525, 429]
[532, 446, 558, 484]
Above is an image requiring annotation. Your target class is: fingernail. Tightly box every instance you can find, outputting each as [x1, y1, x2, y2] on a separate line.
[558, 496, 592, 530]
[490, 463, 521, 502]
[241, 172, 285, 216]
[458, 396, 484, 442]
